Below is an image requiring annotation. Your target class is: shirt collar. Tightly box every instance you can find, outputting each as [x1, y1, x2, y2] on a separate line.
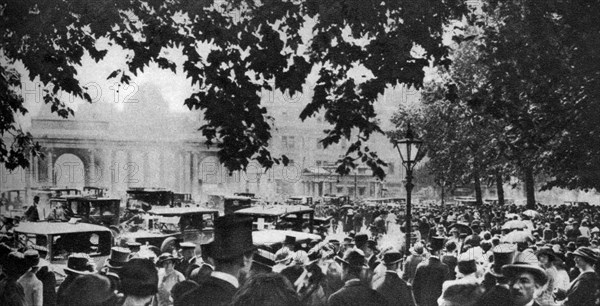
[211, 271, 239, 288]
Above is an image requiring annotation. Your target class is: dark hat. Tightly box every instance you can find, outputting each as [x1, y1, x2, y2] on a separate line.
[502, 249, 548, 285]
[429, 236, 445, 252]
[120, 258, 159, 297]
[156, 253, 181, 266]
[457, 253, 477, 275]
[438, 282, 484, 306]
[576, 236, 590, 247]
[179, 242, 197, 250]
[24, 249, 40, 269]
[573, 247, 598, 264]
[490, 244, 517, 278]
[535, 247, 556, 261]
[445, 241, 457, 252]
[335, 249, 368, 268]
[5, 251, 26, 277]
[106, 247, 130, 269]
[65, 253, 95, 275]
[354, 233, 368, 249]
[61, 274, 117, 306]
[567, 241, 577, 251]
[212, 215, 255, 260]
[284, 235, 296, 245]
[252, 249, 275, 270]
[382, 251, 403, 265]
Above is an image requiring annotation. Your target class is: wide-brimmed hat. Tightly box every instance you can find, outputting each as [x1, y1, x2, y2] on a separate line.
[335, 249, 368, 268]
[120, 258, 159, 297]
[106, 247, 131, 269]
[535, 247, 556, 261]
[156, 253, 181, 266]
[502, 249, 548, 285]
[211, 215, 255, 260]
[490, 244, 517, 278]
[61, 274, 118, 306]
[573, 247, 598, 264]
[65, 253, 96, 275]
[382, 250, 403, 265]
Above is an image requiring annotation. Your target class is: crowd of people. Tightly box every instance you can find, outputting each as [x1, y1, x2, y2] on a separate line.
[2, 201, 600, 305]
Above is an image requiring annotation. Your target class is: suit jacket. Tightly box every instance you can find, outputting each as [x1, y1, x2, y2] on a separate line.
[564, 271, 600, 306]
[412, 257, 449, 306]
[174, 275, 237, 306]
[328, 279, 389, 306]
[36, 266, 56, 306]
[372, 271, 415, 306]
[175, 256, 198, 278]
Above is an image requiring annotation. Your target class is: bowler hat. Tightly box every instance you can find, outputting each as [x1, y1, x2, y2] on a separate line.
[502, 249, 548, 285]
[65, 253, 95, 275]
[335, 249, 368, 268]
[61, 274, 117, 306]
[120, 258, 158, 297]
[211, 215, 255, 260]
[106, 247, 130, 269]
[5, 251, 26, 277]
[382, 251, 403, 265]
[573, 247, 598, 264]
[490, 244, 517, 278]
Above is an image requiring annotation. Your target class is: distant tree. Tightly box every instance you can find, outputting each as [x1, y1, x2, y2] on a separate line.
[0, 0, 467, 178]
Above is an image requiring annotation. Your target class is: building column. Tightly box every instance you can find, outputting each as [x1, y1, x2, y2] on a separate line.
[47, 151, 54, 186]
[191, 152, 198, 197]
[88, 150, 96, 186]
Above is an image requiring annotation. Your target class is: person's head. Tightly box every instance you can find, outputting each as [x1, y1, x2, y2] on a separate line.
[535, 248, 555, 268]
[508, 271, 543, 306]
[61, 274, 118, 306]
[573, 247, 597, 270]
[230, 273, 301, 306]
[156, 253, 179, 271]
[336, 249, 367, 281]
[33, 196, 39, 204]
[179, 242, 196, 260]
[119, 258, 159, 299]
[382, 250, 402, 271]
[211, 215, 256, 276]
[171, 280, 199, 304]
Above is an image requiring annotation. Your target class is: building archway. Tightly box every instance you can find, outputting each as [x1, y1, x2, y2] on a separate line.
[53, 153, 85, 189]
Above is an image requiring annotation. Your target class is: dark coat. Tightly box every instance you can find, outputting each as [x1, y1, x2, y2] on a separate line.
[281, 265, 304, 285]
[441, 254, 458, 280]
[189, 263, 213, 285]
[367, 255, 380, 271]
[402, 254, 424, 284]
[174, 276, 237, 306]
[175, 257, 197, 278]
[56, 274, 77, 306]
[564, 271, 600, 306]
[327, 279, 388, 306]
[372, 271, 415, 306]
[36, 266, 56, 306]
[412, 257, 449, 306]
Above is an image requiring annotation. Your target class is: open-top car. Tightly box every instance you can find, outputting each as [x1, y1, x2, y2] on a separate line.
[234, 205, 315, 233]
[13, 221, 113, 284]
[119, 207, 219, 252]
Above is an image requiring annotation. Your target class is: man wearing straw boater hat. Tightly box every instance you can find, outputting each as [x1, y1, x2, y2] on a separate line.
[502, 249, 548, 306]
[372, 249, 416, 306]
[328, 248, 387, 306]
[175, 215, 255, 306]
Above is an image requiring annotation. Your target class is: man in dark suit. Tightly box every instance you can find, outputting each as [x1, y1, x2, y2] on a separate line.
[328, 249, 389, 306]
[175, 216, 256, 306]
[372, 250, 416, 306]
[440, 241, 458, 280]
[175, 242, 199, 278]
[402, 243, 424, 284]
[412, 237, 449, 306]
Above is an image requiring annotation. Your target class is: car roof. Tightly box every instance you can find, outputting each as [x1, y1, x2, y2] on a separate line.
[14, 222, 111, 235]
[235, 205, 314, 216]
[148, 207, 219, 216]
[252, 230, 321, 246]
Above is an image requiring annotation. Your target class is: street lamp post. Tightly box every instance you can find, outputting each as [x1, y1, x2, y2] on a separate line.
[394, 124, 423, 257]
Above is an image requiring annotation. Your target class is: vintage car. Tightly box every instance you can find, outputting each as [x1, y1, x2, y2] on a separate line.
[287, 196, 313, 206]
[13, 221, 113, 284]
[125, 187, 177, 211]
[207, 194, 252, 215]
[234, 205, 315, 233]
[252, 229, 321, 252]
[119, 207, 219, 252]
[48, 196, 121, 227]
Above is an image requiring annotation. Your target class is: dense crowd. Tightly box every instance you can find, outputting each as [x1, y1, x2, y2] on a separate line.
[2, 201, 600, 306]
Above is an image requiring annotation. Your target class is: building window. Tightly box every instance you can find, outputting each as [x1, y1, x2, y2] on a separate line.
[359, 187, 366, 196]
[358, 168, 366, 174]
[336, 187, 344, 194]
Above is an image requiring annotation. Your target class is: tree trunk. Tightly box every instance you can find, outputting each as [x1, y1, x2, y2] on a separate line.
[524, 166, 536, 209]
[441, 183, 445, 208]
[496, 171, 505, 206]
[474, 170, 483, 206]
